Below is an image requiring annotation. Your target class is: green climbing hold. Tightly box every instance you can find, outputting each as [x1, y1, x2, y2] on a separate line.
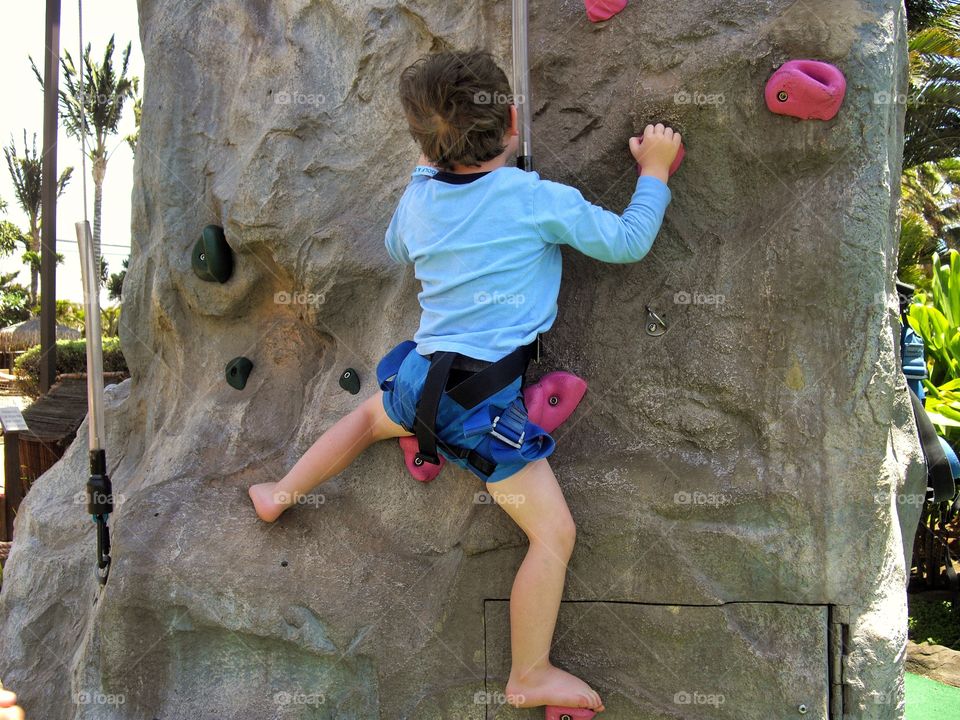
[225, 356, 253, 390]
[339, 368, 361, 395]
[192, 225, 234, 283]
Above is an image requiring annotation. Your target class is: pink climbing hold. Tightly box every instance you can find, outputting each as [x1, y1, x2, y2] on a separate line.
[400, 435, 445, 483]
[584, 0, 628, 23]
[523, 371, 589, 433]
[764, 59, 846, 121]
[636, 139, 686, 178]
[399, 371, 588, 483]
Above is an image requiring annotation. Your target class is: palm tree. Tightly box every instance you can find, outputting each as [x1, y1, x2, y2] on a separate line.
[903, 159, 960, 246]
[123, 76, 142, 156]
[107, 257, 128, 302]
[30, 34, 137, 283]
[903, 0, 960, 167]
[3, 132, 73, 307]
[898, 1, 960, 283]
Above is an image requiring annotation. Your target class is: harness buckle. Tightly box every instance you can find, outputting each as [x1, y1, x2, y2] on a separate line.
[488, 401, 527, 449]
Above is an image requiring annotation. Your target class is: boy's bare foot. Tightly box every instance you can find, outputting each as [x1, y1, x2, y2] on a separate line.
[248, 482, 289, 522]
[505, 663, 605, 712]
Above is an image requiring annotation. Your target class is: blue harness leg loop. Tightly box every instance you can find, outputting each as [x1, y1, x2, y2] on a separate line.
[377, 340, 418, 392]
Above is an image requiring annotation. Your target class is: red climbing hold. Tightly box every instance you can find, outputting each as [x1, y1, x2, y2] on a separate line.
[523, 372, 589, 433]
[545, 706, 598, 720]
[400, 435, 445, 483]
[585, 0, 628, 23]
[764, 60, 846, 121]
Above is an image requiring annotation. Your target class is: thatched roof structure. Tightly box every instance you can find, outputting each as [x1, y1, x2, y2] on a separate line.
[0, 318, 82, 352]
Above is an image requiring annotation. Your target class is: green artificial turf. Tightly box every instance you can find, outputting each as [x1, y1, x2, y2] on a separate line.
[905, 672, 960, 720]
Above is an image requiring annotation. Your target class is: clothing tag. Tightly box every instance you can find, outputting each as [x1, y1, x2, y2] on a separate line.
[412, 165, 439, 178]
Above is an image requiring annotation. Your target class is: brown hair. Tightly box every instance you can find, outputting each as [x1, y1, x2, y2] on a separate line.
[398, 49, 513, 171]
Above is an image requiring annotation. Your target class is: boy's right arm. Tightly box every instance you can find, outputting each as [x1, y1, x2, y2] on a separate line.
[532, 124, 680, 264]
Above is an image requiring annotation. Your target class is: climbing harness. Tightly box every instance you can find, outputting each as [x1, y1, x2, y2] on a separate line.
[377, 337, 557, 481]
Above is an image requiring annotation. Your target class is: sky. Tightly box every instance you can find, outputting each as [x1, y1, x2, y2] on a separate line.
[1, 1, 143, 307]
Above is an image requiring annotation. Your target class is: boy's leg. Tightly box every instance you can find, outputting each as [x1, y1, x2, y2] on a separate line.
[249, 390, 411, 521]
[490, 459, 604, 712]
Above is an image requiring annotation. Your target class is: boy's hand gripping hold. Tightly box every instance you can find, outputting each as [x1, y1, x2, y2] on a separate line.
[630, 123, 683, 182]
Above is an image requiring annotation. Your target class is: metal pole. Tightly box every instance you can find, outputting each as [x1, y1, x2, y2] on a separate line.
[40, 0, 61, 394]
[512, 0, 533, 171]
[76, 221, 105, 450]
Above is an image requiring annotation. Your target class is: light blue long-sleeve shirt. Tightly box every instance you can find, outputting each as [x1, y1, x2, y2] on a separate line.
[384, 164, 671, 361]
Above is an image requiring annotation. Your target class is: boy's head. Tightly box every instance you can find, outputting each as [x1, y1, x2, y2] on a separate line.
[399, 49, 516, 171]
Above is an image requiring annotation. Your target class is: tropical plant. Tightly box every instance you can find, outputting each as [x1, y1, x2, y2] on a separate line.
[0, 277, 31, 328]
[13, 336, 127, 398]
[899, 209, 940, 289]
[123, 77, 142, 155]
[2, 132, 73, 307]
[897, 1, 960, 283]
[903, 0, 960, 168]
[100, 306, 121, 338]
[107, 257, 128, 302]
[30, 35, 137, 284]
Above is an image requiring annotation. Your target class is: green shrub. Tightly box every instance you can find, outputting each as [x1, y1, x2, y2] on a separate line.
[13, 337, 128, 397]
[909, 597, 960, 649]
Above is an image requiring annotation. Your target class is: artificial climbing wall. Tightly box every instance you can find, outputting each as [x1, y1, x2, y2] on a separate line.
[0, 1, 924, 718]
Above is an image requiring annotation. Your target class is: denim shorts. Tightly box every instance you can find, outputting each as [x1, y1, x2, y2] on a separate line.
[380, 346, 534, 483]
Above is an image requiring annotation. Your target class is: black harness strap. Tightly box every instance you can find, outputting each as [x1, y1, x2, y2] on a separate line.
[413, 351, 457, 465]
[436, 438, 497, 477]
[908, 373, 956, 505]
[446, 337, 540, 409]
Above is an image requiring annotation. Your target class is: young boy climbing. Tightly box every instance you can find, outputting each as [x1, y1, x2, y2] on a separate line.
[249, 49, 680, 717]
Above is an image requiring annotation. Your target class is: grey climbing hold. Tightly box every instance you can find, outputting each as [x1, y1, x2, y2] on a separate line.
[339, 368, 361, 395]
[225, 356, 253, 390]
[192, 225, 234, 283]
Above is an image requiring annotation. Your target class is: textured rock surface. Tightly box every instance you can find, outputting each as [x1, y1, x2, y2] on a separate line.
[0, 0, 924, 718]
[906, 640, 960, 688]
